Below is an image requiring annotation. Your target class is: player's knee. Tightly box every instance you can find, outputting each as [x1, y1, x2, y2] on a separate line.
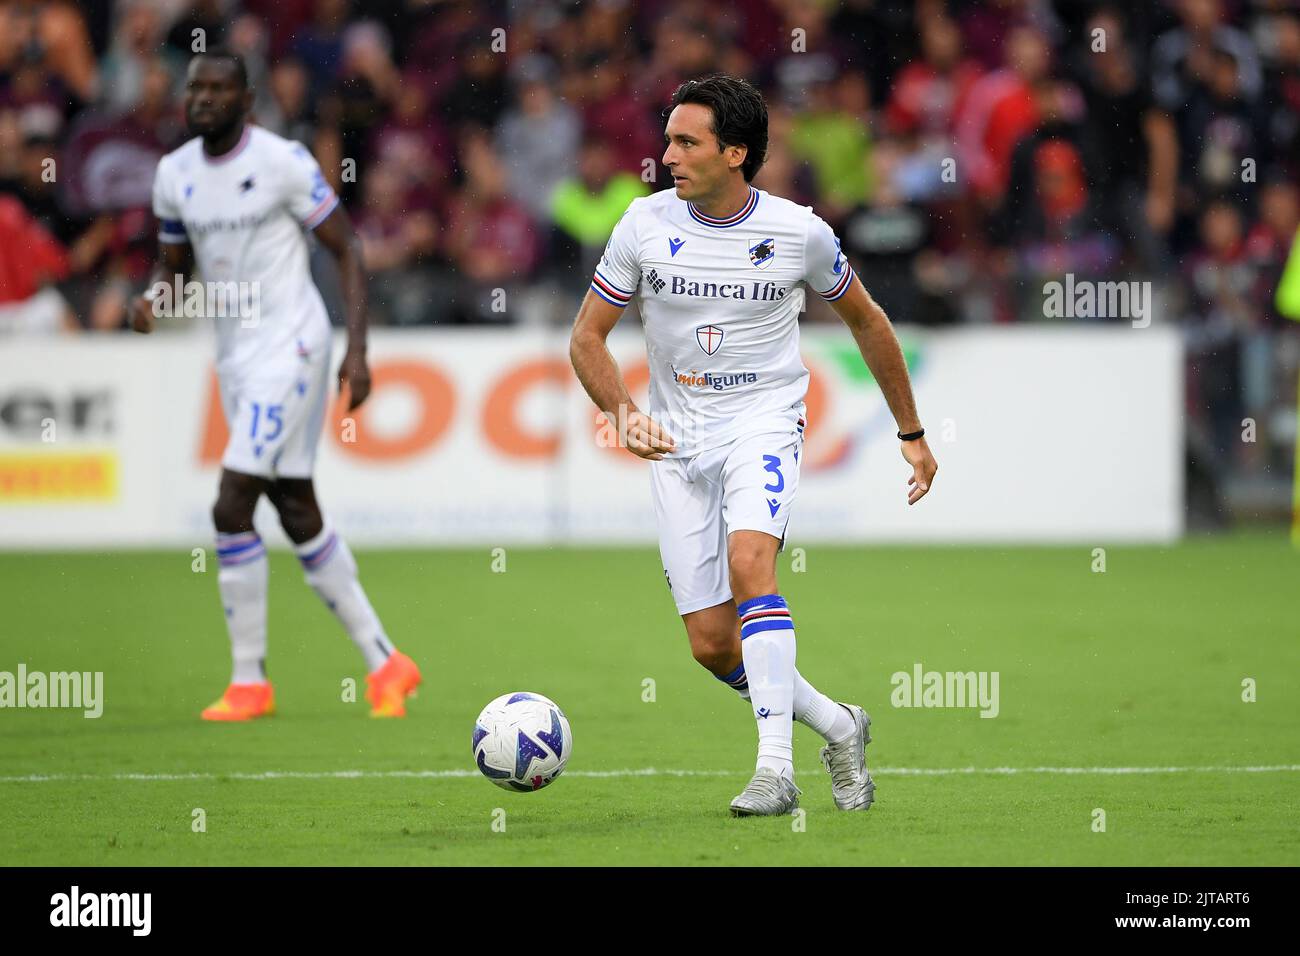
[687, 627, 735, 672]
[211, 492, 255, 533]
[728, 547, 776, 599]
[272, 492, 319, 538]
[271, 492, 304, 525]
[690, 641, 731, 673]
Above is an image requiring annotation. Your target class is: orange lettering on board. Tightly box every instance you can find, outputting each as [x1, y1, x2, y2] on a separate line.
[483, 359, 570, 459]
[331, 360, 455, 459]
[800, 361, 849, 470]
[198, 362, 457, 464]
[198, 369, 227, 465]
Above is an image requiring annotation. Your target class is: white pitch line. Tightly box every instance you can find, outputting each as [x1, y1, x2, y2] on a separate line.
[1, 765, 1298, 784]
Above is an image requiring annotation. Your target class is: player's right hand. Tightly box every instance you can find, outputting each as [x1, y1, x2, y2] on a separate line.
[623, 410, 676, 461]
[129, 295, 155, 334]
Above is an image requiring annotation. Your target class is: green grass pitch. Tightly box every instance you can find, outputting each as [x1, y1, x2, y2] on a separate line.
[1, 536, 1297, 866]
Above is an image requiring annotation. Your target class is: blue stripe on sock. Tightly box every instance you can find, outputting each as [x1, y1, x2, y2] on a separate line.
[219, 546, 266, 567]
[217, 537, 262, 558]
[741, 618, 796, 639]
[299, 532, 337, 566]
[717, 663, 747, 686]
[736, 593, 788, 616]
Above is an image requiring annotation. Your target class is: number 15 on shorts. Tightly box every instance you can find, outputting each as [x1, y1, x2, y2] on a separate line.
[249, 402, 284, 440]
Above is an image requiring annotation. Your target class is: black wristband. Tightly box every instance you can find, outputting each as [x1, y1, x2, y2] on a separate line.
[898, 428, 925, 441]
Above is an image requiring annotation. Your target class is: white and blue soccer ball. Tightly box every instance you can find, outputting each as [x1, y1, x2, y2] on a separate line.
[472, 692, 572, 792]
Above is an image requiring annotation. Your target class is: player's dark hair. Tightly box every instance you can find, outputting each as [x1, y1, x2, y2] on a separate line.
[192, 47, 249, 90]
[667, 74, 768, 182]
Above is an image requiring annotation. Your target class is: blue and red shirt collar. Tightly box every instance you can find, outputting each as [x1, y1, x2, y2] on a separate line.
[687, 185, 760, 228]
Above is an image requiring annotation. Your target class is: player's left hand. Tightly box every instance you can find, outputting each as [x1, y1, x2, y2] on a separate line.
[901, 436, 937, 506]
[338, 348, 371, 410]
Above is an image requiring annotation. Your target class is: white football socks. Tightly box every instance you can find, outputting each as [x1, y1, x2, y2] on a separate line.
[295, 523, 394, 672]
[719, 665, 855, 743]
[216, 531, 269, 684]
[794, 673, 855, 743]
[737, 594, 797, 778]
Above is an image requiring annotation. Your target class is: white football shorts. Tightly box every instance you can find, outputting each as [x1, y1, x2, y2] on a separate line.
[650, 419, 805, 615]
[219, 345, 332, 480]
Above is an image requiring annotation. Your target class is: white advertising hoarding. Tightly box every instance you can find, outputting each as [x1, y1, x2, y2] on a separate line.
[0, 326, 1182, 548]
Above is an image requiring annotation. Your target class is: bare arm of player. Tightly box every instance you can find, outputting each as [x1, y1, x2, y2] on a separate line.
[130, 240, 193, 334]
[828, 277, 938, 505]
[569, 289, 677, 461]
[312, 205, 371, 411]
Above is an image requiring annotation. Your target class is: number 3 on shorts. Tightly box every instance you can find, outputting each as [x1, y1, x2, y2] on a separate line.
[762, 454, 784, 493]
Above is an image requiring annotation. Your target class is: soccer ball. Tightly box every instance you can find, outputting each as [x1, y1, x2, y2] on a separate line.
[472, 692, 572, 792]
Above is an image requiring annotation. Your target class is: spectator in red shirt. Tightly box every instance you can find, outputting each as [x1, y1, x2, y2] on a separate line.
[956, 26, 1048, 204]
[887, 14, 983, 141]
[0, 193, 75, 334]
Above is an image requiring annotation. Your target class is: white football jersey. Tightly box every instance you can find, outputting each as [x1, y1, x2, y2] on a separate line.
[151, 125, 339, 383]
[591, 185, 854, 457]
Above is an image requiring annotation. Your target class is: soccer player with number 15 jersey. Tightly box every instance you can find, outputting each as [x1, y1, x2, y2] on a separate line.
[571, 75, 938, 816]
[132, 51, 421, 721]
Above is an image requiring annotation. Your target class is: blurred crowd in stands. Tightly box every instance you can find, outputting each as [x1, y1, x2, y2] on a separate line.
[1, 0, 1298, 520]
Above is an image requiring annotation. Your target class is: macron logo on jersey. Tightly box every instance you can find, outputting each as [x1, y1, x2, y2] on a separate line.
[668, 237, 685, 257]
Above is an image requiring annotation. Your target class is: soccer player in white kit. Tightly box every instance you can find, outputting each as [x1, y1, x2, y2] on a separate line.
[571, 75, 938, 815]
[130, 51, 421, 720]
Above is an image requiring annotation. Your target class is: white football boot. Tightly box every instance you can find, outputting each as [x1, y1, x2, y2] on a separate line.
[729, 767, 802, 816]
[819, 704, 875, 810]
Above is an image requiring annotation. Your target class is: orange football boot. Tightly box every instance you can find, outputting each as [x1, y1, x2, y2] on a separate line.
[201, 682, 275, 721]
[365, 651, 422, 718]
